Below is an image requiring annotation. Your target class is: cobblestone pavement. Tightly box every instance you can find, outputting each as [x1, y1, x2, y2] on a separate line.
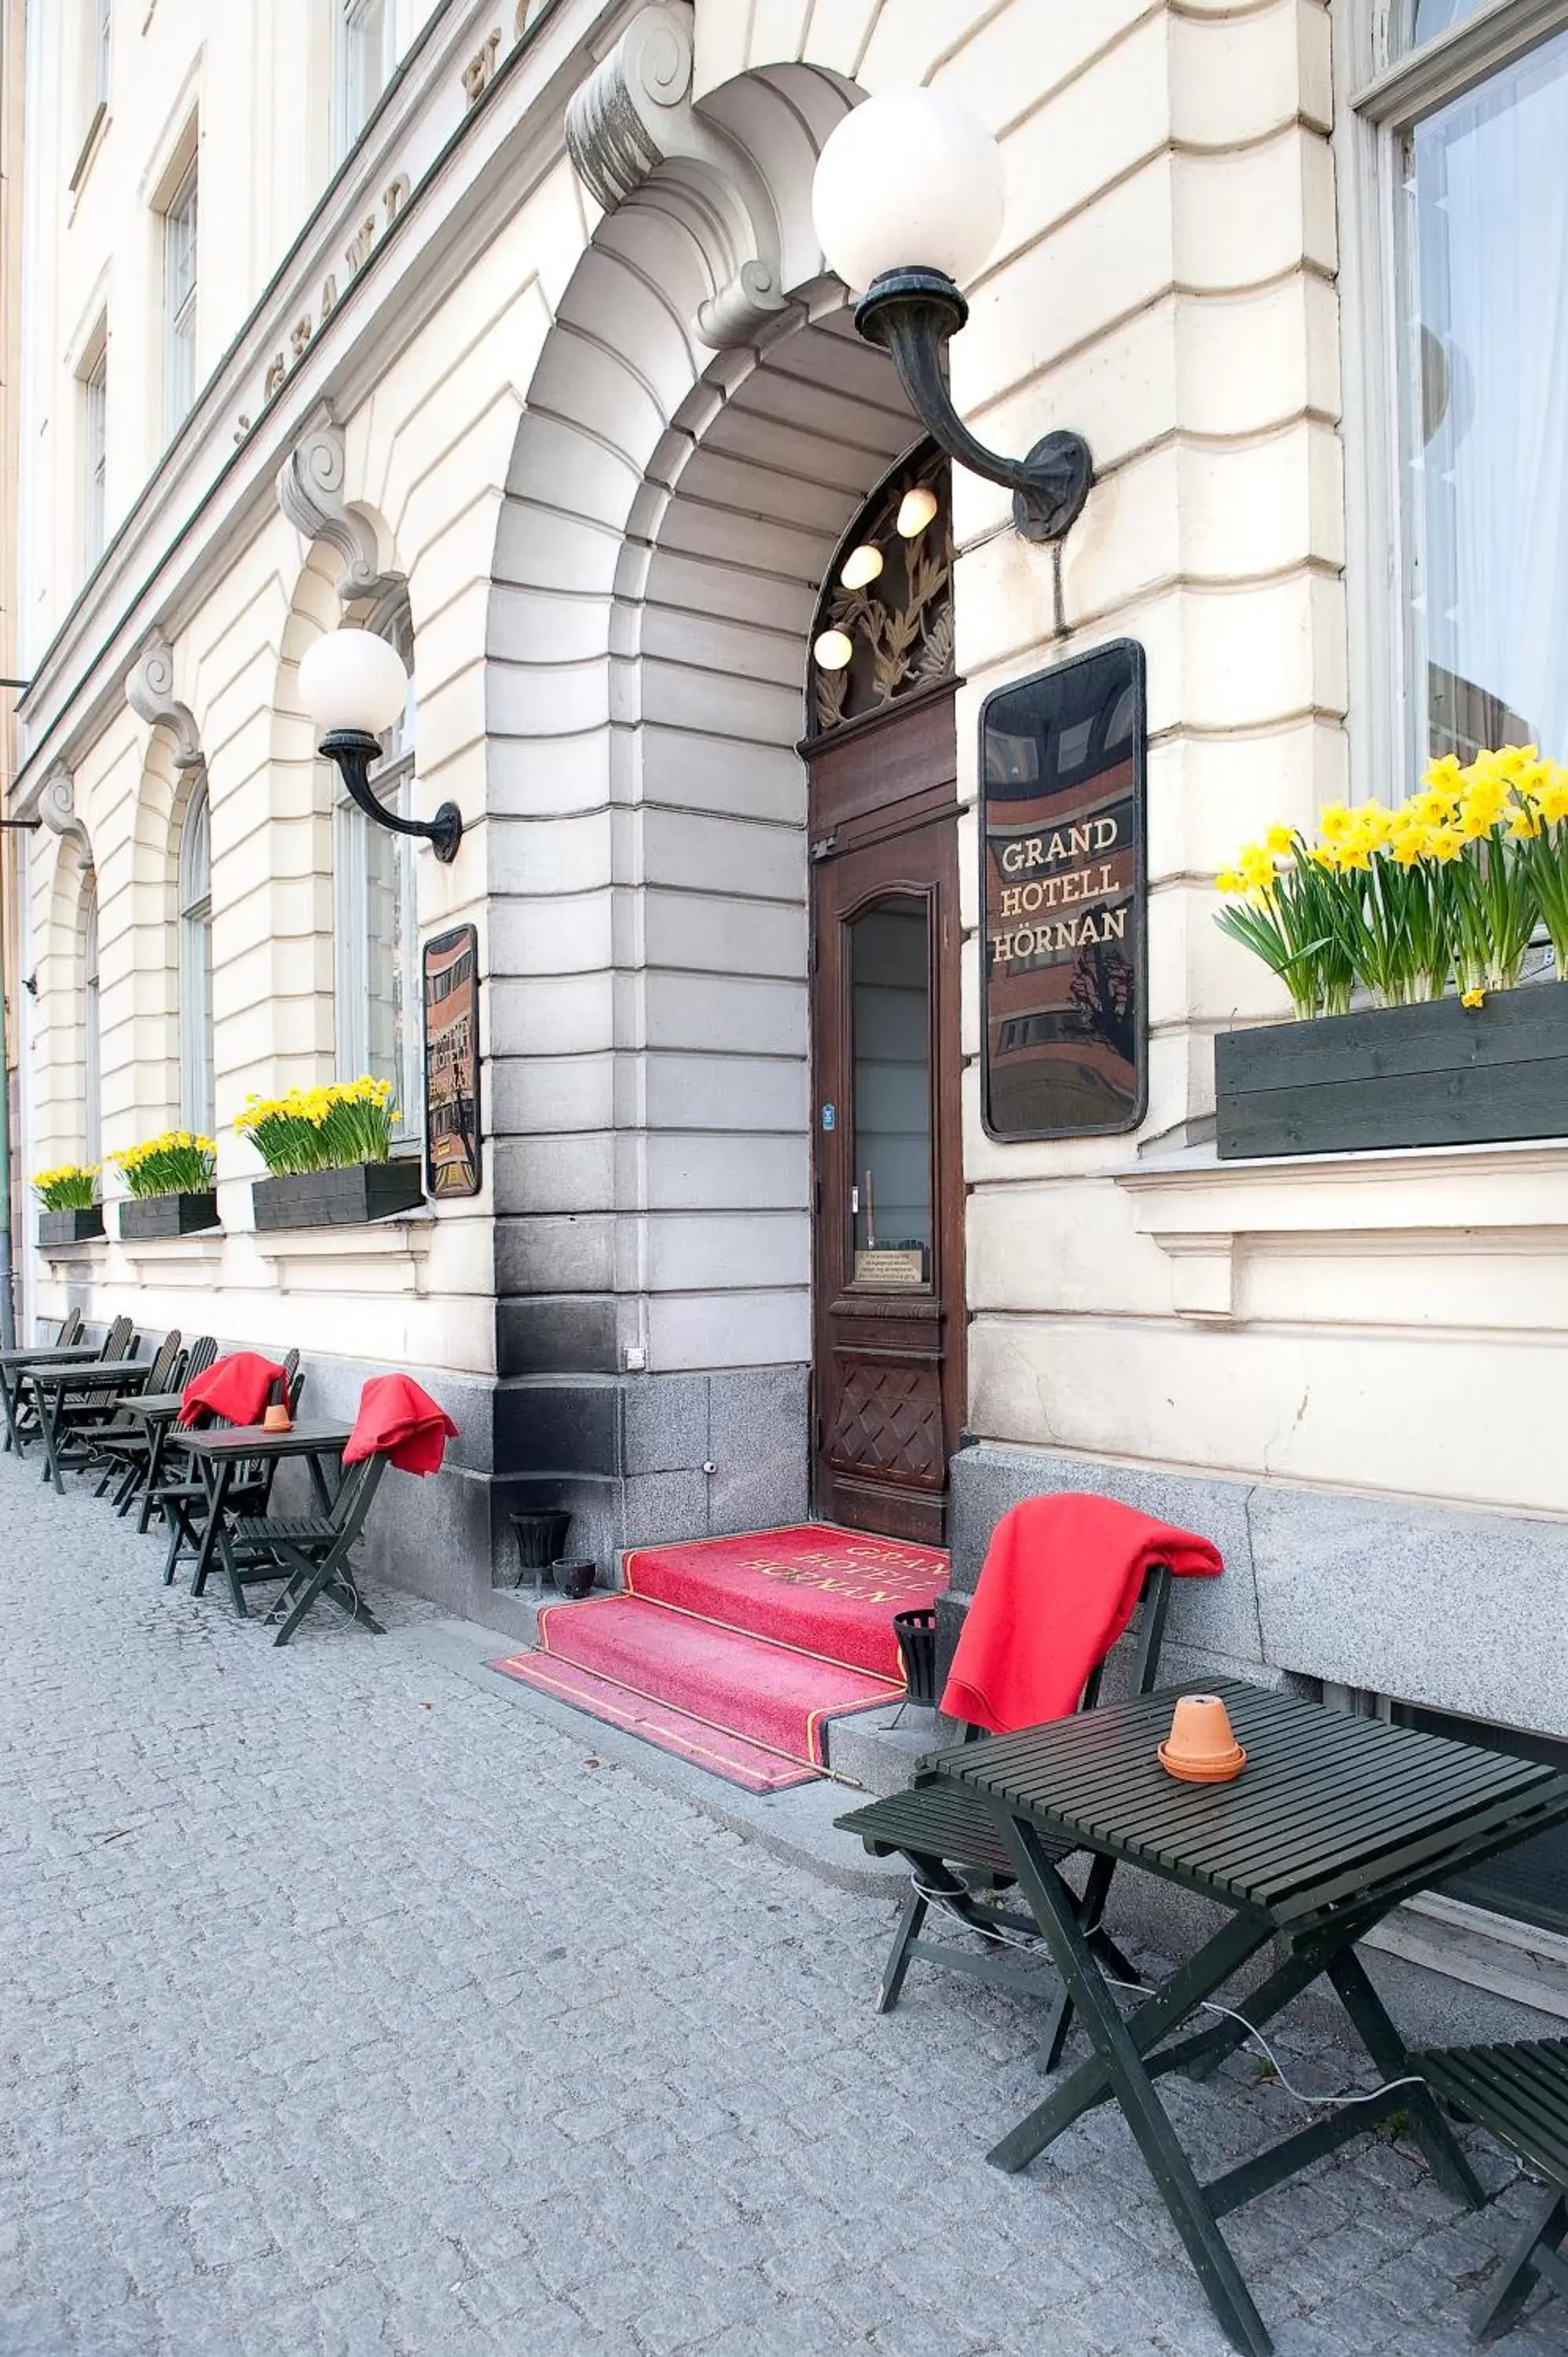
[2, 1452, 1564, 2357]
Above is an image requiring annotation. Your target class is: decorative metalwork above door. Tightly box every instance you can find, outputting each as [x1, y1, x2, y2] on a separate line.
[810, 445, 953, 736]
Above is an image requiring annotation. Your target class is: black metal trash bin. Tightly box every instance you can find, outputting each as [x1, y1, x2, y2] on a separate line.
[893, 1607, 940, 1708]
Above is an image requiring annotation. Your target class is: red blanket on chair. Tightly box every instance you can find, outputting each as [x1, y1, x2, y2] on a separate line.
[343, 1374, 459, 1476]
[940, 1494, 1223, 1733]
[178, 1351, 286, 1430]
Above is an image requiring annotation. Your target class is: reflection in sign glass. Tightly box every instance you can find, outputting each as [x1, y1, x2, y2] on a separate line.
[980, 642, 1146, 1139]
[423, 923, 482, 1197]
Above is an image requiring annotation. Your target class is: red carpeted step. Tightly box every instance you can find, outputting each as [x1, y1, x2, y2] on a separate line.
[488, 1652, 817, 1794]
[623, 1523, 948, 1681]
[533, 1593, 899, 1766]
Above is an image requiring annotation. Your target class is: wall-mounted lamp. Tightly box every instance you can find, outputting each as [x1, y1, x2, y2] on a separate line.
[297, 629, 462, 864]
[812, 89, 1093, 546]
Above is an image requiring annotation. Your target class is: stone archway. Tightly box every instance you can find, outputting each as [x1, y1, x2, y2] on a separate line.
[485, 21, 925, 1546]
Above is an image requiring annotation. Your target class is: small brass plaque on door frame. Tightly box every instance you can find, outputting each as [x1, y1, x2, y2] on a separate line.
[853, 1247, 929, 1288]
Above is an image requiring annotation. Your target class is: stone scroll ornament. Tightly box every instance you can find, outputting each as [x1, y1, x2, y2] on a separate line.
[126, 632, 204, 771]
[276, 417, 387, 603]
[37, 764, 93, 874]
[565, 0, 788, 348]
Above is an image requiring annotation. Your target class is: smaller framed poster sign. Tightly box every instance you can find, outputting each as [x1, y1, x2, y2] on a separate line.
[423, 923, 482, 1198]
[979, 639, 1147, 1142]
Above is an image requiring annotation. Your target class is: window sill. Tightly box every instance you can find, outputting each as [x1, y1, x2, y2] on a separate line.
[1114, 1136, 1568, 1324]
[251, 1214, 434, 1297]
[1365, 1892, 1568, 2025]
[68, 102, 109, 200]
[117, 1233, 226, 1287]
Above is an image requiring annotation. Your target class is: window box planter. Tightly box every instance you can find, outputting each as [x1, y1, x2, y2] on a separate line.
[117, 1190, 220, 1241]
[38, 1208, 104, 1249]
[251, 1160, 425, 1231]
[1216, 981, 1568, 1160]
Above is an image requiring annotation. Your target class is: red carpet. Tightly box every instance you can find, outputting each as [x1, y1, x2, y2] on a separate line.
[489, 1522, 948, 1792]
[624, 1524, 948, 1681]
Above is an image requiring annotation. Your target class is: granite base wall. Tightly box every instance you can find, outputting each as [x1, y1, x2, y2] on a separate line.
[948, 1442, 1568, 1744]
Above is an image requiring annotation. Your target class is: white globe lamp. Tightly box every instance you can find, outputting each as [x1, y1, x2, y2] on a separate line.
[299, 628, 463, 863]
[811, 88, 1006, 295]
[811, 89, 1094, 546]
[298, 629, 409, 739]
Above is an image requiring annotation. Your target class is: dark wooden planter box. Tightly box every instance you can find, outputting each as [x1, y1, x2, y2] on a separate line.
[1216, 981, 1568, 1159]
[38, 1207, 104, 1248]
[118, 1191, 220, 1240]
[251, 1160, 425, 1232]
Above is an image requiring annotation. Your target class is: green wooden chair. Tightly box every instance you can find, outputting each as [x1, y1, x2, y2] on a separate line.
[837, 1561, 1174, 2073]
[1420, 2039, 1568, 2341]
[159, 1351, 302, 1586]
[225, 1450, 390, 1646]
[93, 1331, 184, 1501]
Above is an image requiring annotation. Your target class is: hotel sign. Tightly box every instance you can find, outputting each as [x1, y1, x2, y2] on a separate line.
[980, 640, 1147, 1140]
[423, 924, 482, 1198]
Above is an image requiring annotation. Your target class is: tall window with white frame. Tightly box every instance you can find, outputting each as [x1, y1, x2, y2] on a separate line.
[332, 599, 419, 1143]
[1360, 0, 1568, 776]
[163, 152, 198, 438]
[335, 0, 397, 159]
[82, 877, 101, 1168]
[82, 338, 107, 570]
[178, 779, 214, 1138]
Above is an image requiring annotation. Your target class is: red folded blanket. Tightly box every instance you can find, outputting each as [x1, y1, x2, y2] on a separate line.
[940, 1493, 1223, 1733]
[178, 1351, 287, 1430]
[343, 1373, 458, 1476]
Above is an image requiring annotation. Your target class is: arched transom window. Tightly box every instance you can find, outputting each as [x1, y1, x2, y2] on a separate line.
[809, 445, 953, 738]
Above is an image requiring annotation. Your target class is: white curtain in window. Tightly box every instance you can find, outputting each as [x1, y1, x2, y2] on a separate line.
[178, 779, 214, 1135]
[82, 879, 101, 1165]
[1407, 28, 1568, 761]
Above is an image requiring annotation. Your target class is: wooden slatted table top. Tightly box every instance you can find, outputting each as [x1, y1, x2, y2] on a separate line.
[27, 1359, 151, 1388]
[926, 1680, 1568, 1930]
[0, 1343, 101, 1369]
[181, 1422, 350, 1460]
[130, 1393, 188, 1419]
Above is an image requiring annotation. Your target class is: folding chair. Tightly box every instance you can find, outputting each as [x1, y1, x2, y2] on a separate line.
[135, 1336, 215, 1532]
[837, 1560, 1173, 2073]
[1419, 2039, 1568, 2342]
[160, 1352, 302, 1588]
[93, 1331, 183, 1501]
[227, 1450, 389, 1646]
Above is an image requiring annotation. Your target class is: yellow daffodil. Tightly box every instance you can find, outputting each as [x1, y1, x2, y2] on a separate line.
[1319, 803, 1354, 842]
[1460, 988, 1485, 1007]
[1262, 823, 1295, 857]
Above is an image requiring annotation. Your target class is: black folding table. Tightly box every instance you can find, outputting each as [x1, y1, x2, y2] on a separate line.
[0, 1343, 98, 1457]
[927, 1680, 1568, 2356]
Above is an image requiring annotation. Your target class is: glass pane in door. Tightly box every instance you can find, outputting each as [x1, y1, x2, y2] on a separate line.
[849, 898, 931, 1286]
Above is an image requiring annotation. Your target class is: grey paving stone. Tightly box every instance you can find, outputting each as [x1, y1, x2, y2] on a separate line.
[0, 1447, 1555, 2357]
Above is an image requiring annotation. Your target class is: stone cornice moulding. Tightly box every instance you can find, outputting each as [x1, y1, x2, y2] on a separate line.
[1116, 1137, 1568, 1324]
[276, 416, 387, 602]
[125, 631, 205, 770]
[9, 0, 623, 802]
[566, 0, 787, 346]
[36, 764, 94, 874]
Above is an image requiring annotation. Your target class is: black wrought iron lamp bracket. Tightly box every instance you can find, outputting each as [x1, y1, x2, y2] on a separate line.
[854, 267, 1093, 545]
[320, 730, 463, 865]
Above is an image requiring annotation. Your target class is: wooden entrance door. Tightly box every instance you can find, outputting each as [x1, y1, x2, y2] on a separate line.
[809, 685, 964, 1545]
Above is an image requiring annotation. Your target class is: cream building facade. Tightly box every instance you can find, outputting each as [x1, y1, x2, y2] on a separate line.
[10, 0, 1568, 1952]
